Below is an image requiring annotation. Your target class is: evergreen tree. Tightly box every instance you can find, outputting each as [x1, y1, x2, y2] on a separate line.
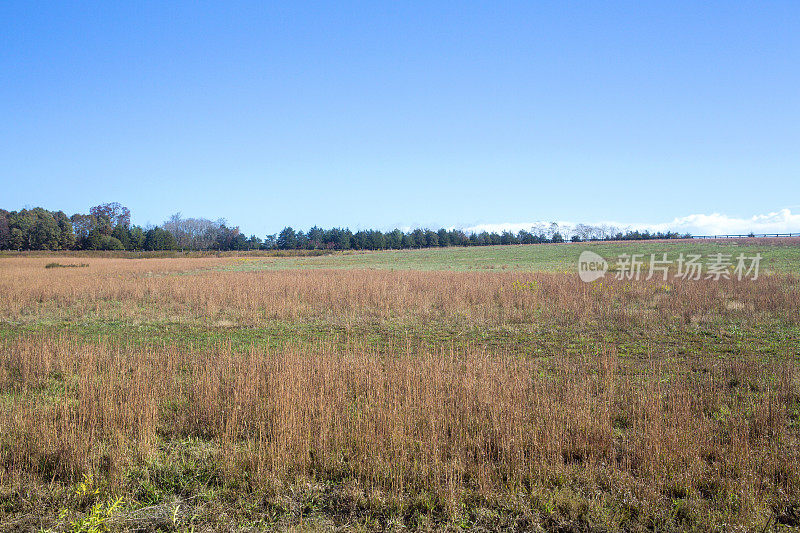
[277, 227, 297, 249]
[144, 227, 177, 250]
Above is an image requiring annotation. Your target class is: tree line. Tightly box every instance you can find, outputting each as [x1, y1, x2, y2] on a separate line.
[0, 203, 691, 251]
[0, 204, 174, 251]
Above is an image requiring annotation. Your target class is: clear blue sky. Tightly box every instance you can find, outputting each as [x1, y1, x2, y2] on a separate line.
[1, 1, 798, 236]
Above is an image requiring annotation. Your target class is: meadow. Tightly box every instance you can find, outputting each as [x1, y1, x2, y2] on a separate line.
[1, 240, 799, 531]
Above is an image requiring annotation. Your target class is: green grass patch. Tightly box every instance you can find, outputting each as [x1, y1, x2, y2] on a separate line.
[201, 241, 800, 273]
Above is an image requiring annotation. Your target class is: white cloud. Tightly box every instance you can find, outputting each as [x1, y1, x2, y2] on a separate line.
[646, 209, 800, 236]
[458, 209, 800, 237]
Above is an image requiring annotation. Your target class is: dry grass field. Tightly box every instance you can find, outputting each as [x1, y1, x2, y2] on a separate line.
[1, 244, 799, 531]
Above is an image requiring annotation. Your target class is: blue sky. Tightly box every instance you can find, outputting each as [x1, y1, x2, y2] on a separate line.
[1, 1, 798, 236]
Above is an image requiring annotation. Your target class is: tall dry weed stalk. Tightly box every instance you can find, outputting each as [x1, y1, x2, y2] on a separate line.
[1, 257, 797, 328]
[1, 335, 797, 517]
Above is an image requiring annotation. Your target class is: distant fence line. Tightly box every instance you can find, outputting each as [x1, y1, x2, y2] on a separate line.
[690, 233, 800, 239]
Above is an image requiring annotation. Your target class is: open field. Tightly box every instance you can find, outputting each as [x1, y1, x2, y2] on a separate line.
[1, 241, 799, 531]
[210, 239, 800, 273]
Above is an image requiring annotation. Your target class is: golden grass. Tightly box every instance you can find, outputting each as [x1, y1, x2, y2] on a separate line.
[1, 256, 798, 328]
[1, 335, 798, 529]
[0, 256, 799, 529]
